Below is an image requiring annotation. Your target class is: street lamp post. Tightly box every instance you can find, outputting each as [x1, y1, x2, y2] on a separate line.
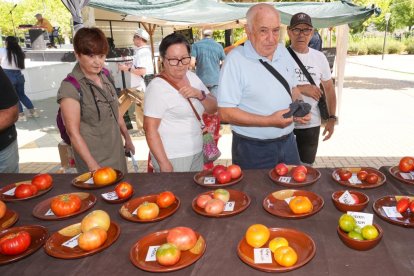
[382, 13, 391, 60]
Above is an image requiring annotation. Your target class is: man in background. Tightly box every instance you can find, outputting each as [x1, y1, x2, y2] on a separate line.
[35, 13, 54, 47]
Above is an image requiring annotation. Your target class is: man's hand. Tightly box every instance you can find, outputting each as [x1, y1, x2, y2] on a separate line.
[294, 113, 311, 124]
[322, 120, 335, 141]
[299, 84, 322, 101]
[268, 108, 294, 128]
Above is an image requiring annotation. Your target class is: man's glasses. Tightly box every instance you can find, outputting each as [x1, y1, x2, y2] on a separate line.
[290, 28, 313, 36]
[165, 56, 191, 66]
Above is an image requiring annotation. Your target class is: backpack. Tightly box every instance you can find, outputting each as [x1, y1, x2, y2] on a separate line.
[56, 68, 113, 145]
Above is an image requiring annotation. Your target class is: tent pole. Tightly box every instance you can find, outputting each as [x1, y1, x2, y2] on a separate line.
[141, 23, 157, 74]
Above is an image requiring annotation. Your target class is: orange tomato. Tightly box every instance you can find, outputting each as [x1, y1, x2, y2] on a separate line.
[289, 196, 313, 214]
[245, 224, 270, 248]
[137, 202, 159, 220]
[269, 237, 289, 253]
[274, 246, 298, 267]
[78, 227, 108, 251]
[93, 167, 117, 186]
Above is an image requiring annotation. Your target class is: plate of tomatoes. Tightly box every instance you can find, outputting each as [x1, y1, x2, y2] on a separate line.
[237, 225, 316, 272]
[388, 157, 414, 185]
[192, 189, 251, 218]
[0, 225, 49, 265]
[373, 195, 414, 228]
[0, 200, 18, 231]
[268, 164, 321, 187]
[32, 192, 97, 221]
[119, 192, 180, 223]
[263, 189, 324, 219]
[129, 227, 206, 272]
[193, 164, 243, 188]
[101, 182, 134, 204]
[0, 174, 54, 201]
[72, 167, 123, 190]
[332, 167, 386, 189]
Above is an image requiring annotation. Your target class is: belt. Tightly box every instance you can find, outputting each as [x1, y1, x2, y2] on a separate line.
[232, 131, 292, 143]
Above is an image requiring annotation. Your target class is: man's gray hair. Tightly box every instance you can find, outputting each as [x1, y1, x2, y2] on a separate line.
[246, 3, 278, 31]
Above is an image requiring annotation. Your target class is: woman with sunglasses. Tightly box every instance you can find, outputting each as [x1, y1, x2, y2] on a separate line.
[144, 33, 217, 172]
[57, 27, 135, 174]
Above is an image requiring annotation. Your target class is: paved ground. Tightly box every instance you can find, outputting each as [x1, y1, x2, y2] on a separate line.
[15, 54, 414, 173]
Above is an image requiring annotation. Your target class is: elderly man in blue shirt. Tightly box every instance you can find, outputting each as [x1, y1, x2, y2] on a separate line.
[217, 3, 310, 170]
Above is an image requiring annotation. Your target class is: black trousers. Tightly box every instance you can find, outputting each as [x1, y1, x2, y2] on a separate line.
[293, 126, 321, 164]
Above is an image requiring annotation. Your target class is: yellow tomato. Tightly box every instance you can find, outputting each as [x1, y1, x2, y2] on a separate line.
[269, 237, 289, 253]
[245, 224, 270, 248]
[274, 246, 298, 267]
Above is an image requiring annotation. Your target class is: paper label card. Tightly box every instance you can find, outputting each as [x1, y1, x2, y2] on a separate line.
[347, 211, 373, 227]
[45, 209, 55, 216]
[284, 196, 295, 205]
[253, 248, 272, 264]
[204, 177, 216, 185]
[101, 191, 119, 200]
[145, 246, 160, 262]
[382, 206, 403, 218]
[278, 176, 291, 183]
[338, 190, 356, 205]
[3, 187, 16, 196]
[132, 208, 138, 215]
[62, 234, 81, 248]
[348, 174, 362, 185]
[334, 174, 340, 181]
[399, 172, 414, 180]
[84, 177, 94, 185]
[224, 201, 235, 212]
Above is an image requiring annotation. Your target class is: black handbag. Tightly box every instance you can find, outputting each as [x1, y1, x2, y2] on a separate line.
[287, 47, 330, 120]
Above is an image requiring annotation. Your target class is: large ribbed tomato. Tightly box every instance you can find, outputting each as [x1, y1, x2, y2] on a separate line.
[137, 202, 159, 220]
[166, 227, 197, 251]
[93, 167, 117, 186]
[50, 194, 82, 217]
[0, 231, 31, 255]
[78, 227, 108, 251]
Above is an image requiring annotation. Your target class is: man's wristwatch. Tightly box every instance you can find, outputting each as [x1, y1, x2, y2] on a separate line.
[328, 115, 337, 121]
[128, 67, 132, 72]
[199, 90, 206, 101]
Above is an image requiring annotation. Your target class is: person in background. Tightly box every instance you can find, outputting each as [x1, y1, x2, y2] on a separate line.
[144, 33, 217, 172]
[118, 28, 154, 136]
[0, 36, 39, 122]
[190, 29, 226, 170]
[217, 3, 310, 170]
[308, 28, 322, 51]
[287, 13, 337, 165]
[57, 27, 135, 174]
[0, 66, 19, 173]
[34, 13, 54, 47]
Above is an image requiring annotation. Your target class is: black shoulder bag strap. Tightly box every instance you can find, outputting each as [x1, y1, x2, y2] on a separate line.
[287, 47, 316, 86]
[258, 59, 291, 98]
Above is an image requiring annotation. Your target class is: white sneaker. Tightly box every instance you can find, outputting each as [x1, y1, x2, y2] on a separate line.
[18, 113, 27, 122]
[27, 109, 40, 118]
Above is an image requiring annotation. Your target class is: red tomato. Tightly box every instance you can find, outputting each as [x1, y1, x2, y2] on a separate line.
[29, 184, 38, 196]
[212, 165, 227, 178]
[365, 173, 379, 184]
[217, 171, 232, 184]
[204, 198, 225, 214]
[338, 169, 352, 181]
[275, 163, 288, 176]
[0, 200, 6, 219]
[410, 201, 414, 213]
[50, 194, 82, 217]
[156, 191, 176, 208]
[156, 243, 181, 266]
[351, 194, 360, 204]
[357, 170, 368, 181]
[14, 184, 34, 199]
[31, 173, 53, 190]
[115, 182, 133, 199]
[396, 198, 409, 213]
[196, 194, 212, 209]
[399, 157, 414, 173]
[294, 165, 308, 175]
[292, 171, 306, 182]
[78, 227, 108, 251]
[0, 231, 31, 255]
[227, 164, 242, 179]
[93, 167, 117, 186]
[137, 202, 159, 220]
[166, 227, 197, 251]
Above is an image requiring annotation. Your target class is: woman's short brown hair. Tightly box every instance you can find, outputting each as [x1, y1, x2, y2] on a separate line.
[73, 27, 109, 56]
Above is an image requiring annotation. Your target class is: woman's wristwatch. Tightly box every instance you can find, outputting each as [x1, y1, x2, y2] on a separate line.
[328, 115, 337, 121]
[199, 90, 206, 101]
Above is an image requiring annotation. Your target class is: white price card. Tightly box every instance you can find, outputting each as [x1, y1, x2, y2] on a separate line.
[145, 246, 160, 262]
[45, 209, 55, 216]
[101, 191, 119, 200]
[399, 172, 414, 180]
[278, 176, 291, 183]
[84, 177, 94, 185]
[203, 177, 216, 185]
[253, 248, 272, 264]
[224, 201, 235, 212]
[347, 211, 373, 227]
[62, 234, 81, 248]
[132, 208, 138, 215]
[338, 190, 356, 205]
[348, 174, 362, 185]
[334, 173, 340, 181]
[284, 196, 295, 205]
[3, 187, 16, 196]
[382, 206, 403, 218]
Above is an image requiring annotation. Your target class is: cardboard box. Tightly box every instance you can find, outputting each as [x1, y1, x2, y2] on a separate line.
[58, 140, 73, 168]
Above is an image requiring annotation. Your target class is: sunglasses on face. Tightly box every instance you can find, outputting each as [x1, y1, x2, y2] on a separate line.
[164, 56, 191, 66]
[290, 28, 313, 36]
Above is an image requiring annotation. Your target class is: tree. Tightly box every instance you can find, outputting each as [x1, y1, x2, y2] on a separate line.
[390, 0, 414, 31]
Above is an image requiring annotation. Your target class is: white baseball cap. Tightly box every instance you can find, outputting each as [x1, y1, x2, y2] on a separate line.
[134, 28, 150, 41]
[203, 29, 213, 36]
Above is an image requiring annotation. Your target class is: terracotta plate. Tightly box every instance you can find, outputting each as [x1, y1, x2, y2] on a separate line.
[332, 167, 386, 189]
[0, 181, 53, 202]
[0, 225, 49, 265]
[0, 209, 19, 231]
[192, 189, 251, 218]
[388, 166, 414, 185]
[44, 221, 120, 259]
[237, 227, 316, 272]
[119, 195, 180, 223]
[130, 229, 206, 272]
[268, 166, 321, 187]
[373, 195, 414, 228]
[263, 189, 324, 219]
[193, 170, 243, 188]
[101, 190, 134, 204]
[32, 192, 97, 220]
[71, 170, 123, 189]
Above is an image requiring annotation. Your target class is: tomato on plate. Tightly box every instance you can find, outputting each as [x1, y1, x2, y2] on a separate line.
[227, 164, 242, 179]
[156, 243, 181, 266]
[137, 202, 159, 220]
[289, 196, 313, 214]
[0, 231, 31, 255]
[399, 157, 414, 173]
[365, 173, 379, 184]
[115, 182, 133, 199]
[78, 227, 108, 251]
[396, 197, 409, 213]
[338, 169, 352, 181]
[32, 173, 53, 190]
[50, 194, 82, 217]
[14, 184, 34, 199]
[156, 191, 176, 208]
[93, 167, 117, 186]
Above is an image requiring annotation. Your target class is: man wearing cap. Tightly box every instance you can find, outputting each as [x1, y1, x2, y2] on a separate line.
[287, 12, 337, 165]
[118, 28, 154, 134]
[34, 14, 54, 47]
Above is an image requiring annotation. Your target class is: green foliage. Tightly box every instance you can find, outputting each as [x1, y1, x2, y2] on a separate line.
[404, 38, 414, 54]
[390, 0, 414, 31]
[348, 41, 368, 55]
[386, 39, 404, 54]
